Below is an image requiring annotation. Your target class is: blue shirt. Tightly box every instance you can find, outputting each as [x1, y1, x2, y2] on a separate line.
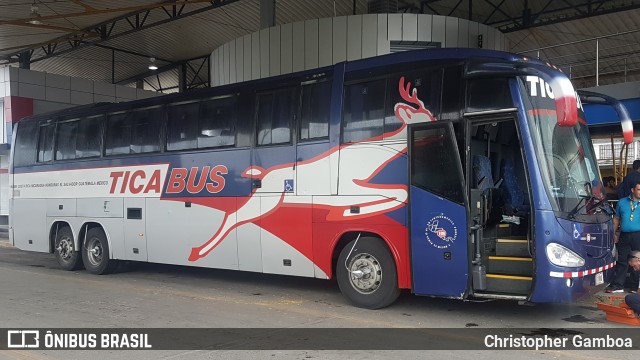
[616, 196, 640, 233]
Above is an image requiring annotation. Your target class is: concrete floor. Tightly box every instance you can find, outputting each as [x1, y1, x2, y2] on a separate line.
[0, 239, 636, 359]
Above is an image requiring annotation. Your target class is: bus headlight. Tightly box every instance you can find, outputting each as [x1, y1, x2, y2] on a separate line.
[546, 243, 584, 267]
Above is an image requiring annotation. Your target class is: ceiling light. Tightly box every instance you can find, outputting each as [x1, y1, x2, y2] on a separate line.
[148, 57, 158, 70]
[28, 1, 41, 25]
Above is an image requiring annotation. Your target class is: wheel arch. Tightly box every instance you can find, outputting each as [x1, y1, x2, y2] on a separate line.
[48, 221, 75, 254]
[77, 221, 111, 255]
[331, 231, 403, 285]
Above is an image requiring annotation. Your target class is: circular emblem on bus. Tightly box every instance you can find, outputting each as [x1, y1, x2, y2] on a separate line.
[425, 215, 458, 249]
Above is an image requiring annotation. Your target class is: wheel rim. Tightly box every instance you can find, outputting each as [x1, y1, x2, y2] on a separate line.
[86, 237, 104, 267]
[57, 236, 74, 261]
[347, 252, 382, 294]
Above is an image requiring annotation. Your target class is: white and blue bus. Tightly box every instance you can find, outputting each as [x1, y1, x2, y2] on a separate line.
[9, 48, 630, 309]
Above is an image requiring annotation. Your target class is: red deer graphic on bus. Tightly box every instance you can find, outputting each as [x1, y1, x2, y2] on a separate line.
[188, 77, 437, 262]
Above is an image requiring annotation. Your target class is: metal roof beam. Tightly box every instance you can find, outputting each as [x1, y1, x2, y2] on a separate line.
[493, 1, 640, 33]
[115, 54, 209, 87]
[93, 44, 172, 63]
[0, 0, 239, 64]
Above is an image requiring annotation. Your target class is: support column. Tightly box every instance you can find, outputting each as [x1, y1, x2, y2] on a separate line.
[179, 63, 188, 92]
[111, 49, 116, 84]
[18, 51, 31, 70]
[260, 0, 275, 29]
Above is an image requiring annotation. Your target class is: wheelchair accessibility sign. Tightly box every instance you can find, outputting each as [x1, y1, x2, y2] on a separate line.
[284, 179, 294, 193]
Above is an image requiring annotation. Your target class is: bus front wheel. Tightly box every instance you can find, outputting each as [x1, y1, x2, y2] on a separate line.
[336, 237, 400, 309]
[82, 228, 117, 275]
[54, 226, 83, 271]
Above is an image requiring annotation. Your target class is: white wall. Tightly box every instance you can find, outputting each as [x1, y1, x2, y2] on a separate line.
[0, 66, 159, 118]
[211, 14, 508, 86]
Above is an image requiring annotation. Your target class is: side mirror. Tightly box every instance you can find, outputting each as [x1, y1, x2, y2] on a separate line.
[578, 90, 633, 144]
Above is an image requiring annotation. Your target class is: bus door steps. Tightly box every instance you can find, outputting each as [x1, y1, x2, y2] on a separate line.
[485, 274, 532, 295]
[497, 222, 527, 238]
[487, 256, 533, 277]
[495, 237, 529, 257]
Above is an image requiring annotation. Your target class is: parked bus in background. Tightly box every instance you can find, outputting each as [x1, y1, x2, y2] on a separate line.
[9, 49, 632, 309]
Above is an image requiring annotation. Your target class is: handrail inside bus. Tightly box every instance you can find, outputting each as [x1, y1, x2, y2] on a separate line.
[577, 90, 634, 145]
[465, 59, 578, 128]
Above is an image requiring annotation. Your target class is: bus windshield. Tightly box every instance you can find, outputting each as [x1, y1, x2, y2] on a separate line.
[521, 77, 605, 217]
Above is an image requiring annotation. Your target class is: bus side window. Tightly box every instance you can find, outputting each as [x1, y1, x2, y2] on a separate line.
[386, 69, 442, 134]
[130, 106, 163, 154]
[106, 106, 163, 156]
[343, 79, 385, 143]
[76, 115, 102, 158]
[55, 120, 78, 160]
[199, 96, 236, 148]
[441, 66, 463, 120]
[467, 78, 513, 113]
[105, 111, 132, 156]
[13, 119, 38, 166]
[37, 122, 55, 163]
[299, 81, 331, 141]
[59, 116, 102, 160]
[167, 101, 199, 151]
[256, 88, 294, 146]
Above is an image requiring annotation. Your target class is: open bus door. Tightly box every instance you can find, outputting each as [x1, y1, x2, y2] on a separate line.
[408, 121, 469, 298]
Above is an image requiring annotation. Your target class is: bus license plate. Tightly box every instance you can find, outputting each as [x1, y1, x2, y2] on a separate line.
[595, 272, 604, 286]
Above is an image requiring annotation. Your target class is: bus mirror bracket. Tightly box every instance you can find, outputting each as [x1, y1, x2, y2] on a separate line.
[578, 90, 634, 145]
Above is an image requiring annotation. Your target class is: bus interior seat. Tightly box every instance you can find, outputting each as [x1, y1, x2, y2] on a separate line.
[473, 155, 503, 225]
[500, 158, 530, 216]
[473, 155, 494, 191]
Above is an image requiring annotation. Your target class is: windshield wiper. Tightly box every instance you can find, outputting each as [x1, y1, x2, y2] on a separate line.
[568, 196, 589, 219]
[568, 194, 612, 219]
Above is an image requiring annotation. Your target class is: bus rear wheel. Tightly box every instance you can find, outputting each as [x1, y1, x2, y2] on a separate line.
[54, 226, 83, 271]
[336, 237, 400, 309]
[82, 227, 117, 275]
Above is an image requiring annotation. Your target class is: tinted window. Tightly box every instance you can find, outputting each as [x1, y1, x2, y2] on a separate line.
[199, 96, 236, 148]
[386, 70, 442, 134]
[13, 119, 38, 166]
[105, 106, 163, 156]
[467, 78, 513, 113]
[343, 79, 385, 143]
[411, 124, 464, 203]
[56, 116, 102, 160]
[76, 115, 102, 158]
[105, 112, 131, 156]
[167, 102, 198, 151]
[55, 120, 78, 160]
[166, 97, 237, 151]
[131, 107, 162, 154]
[257, 89, 294, 146]
[37, 123, 55, 163]
[300, 81, 331, 140]
[441, 66, 463, 120]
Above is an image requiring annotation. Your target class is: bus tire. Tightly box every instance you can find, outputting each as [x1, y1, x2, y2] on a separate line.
[54, 226, 83, 271]
[336, 237, 400, 309]
[82, 227, 117, 275]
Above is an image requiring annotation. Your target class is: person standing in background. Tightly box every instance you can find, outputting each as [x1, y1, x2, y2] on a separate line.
[604, 176, 619, 201]
[618, 160, 640, 199]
